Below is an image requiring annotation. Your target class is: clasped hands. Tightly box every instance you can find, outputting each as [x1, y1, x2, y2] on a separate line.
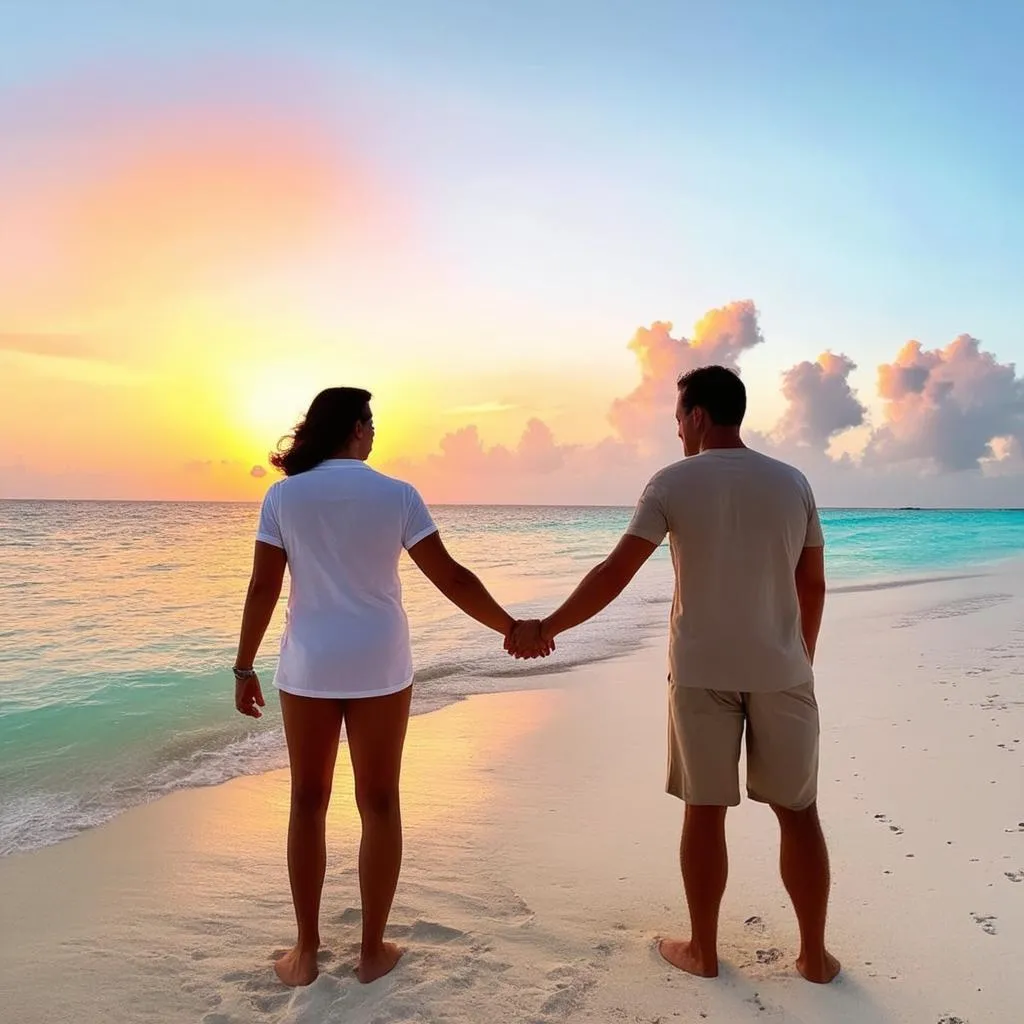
[504, 618, 556, 660]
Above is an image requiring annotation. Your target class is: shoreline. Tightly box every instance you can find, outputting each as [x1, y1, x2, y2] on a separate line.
[4, 555, 1024, 859]
[3, 562, 1024, 1022]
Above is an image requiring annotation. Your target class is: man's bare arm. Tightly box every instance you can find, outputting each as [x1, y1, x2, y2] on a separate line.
[795, 545, 826, 663]
[540, 534, 659, 642]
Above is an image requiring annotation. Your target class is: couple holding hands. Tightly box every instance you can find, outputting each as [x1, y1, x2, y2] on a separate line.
[234, 368, 837, 990]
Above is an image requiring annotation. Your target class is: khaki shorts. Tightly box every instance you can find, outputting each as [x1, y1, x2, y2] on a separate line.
[666, 681, 819, 811]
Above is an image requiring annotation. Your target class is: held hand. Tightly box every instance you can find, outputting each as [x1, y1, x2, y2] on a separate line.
[504, 619, 556, 659]
[235, 674, 266, 718]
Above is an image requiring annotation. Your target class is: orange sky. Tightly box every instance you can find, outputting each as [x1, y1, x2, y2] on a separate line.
[2, 64, 1022, 507]
[0, 69, 649, 501]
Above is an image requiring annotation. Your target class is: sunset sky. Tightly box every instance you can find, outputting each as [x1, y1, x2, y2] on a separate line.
[2, 2, 1022, 506]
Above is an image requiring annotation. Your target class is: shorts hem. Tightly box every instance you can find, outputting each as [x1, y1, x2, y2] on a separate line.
[274, 676, 414, 700]
[746, 787, 817, 812]
[666, 784, 741, 807]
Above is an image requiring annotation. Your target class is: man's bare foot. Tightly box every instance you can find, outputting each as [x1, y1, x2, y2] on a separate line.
[657, 937, 719, 978]
[796, 950, 841, 984]
[274, 944, 320, 987]
[356, 941, 403, 984]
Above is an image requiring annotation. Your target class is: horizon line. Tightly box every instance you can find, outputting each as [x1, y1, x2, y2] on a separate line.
[1, 498, 1022, 513]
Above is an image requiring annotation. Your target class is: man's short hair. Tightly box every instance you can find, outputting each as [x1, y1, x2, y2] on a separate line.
[677, 365, 746, 427]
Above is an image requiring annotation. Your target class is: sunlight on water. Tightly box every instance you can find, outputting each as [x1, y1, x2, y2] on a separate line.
[1, 500, 1022, 854]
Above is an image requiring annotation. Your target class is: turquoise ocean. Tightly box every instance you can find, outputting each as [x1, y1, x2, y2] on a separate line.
[2, 501, 1023, 856]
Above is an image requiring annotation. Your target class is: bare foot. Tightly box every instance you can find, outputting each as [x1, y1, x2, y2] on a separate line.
[657, 937, 719, 978]
[274, 944, 320, 987]
[796, 950, 841, 984]
[357, 941, 403, 984]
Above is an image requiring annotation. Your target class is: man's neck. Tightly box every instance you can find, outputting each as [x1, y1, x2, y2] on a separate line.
[700, 428, 745, 452]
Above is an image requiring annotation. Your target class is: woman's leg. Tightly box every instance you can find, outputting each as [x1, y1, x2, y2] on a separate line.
[275, 690, 345, 986]
[344, 684, 413, 983]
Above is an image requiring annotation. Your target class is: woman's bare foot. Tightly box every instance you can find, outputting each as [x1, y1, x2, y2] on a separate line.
[796, 949, 841, 984]
[657, 937, 719, 978]
[356, 941, 404, 984]
[274, 944, 320, 987]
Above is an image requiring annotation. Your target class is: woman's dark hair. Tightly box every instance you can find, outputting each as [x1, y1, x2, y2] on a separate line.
[270, 387, 373, 476]
[677, 365, 746, 426]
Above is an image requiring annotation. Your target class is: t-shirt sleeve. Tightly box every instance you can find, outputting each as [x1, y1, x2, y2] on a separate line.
[804, 486, 825, 548]
[403, 486, 438, 550]
[255, 484, 284, 548]
[625, 477, 669, 546]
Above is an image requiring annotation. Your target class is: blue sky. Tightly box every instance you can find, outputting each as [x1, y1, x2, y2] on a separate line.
[3, 0, 1023, 435]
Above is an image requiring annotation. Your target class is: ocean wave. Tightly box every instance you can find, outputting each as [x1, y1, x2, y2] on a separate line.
[481, 639, 657, 680]
[146, 726, 289, 794]
[828, 572, 982, 594]
[0, 791, 115, 857]
[0, 727, 290, 857]
[413, 661, 471, 684]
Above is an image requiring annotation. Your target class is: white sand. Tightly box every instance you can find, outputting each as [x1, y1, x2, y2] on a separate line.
[3, 564, 1024, 1023]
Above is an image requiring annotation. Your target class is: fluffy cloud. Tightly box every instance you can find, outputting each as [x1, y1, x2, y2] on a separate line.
[774, 352, 866, 449]
[380, 303, 1024, 508]
[866, 336, 1024, 472]
[387, 421, 638, 504]
[608, 300, 763, 455]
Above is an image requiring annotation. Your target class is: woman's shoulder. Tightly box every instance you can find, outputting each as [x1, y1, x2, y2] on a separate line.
[358, 465, 425, 504]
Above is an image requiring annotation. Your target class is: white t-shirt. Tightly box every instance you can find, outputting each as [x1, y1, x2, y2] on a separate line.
[626, 447, 824, 694]
[255, 459, 438, 699]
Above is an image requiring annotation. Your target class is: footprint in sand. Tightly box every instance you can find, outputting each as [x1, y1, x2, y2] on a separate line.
[409, 920, 465, 943]
[937, 1016, 968, 1024]
[1005, 870, 1024, 883]
[970, 913, 997, 936]
[1004, 822, 1024, 834]
[250, 992, 291, 1014]
[756, 947, 784, 965]
[538, 965, 595, 1016]
[744, 915, 767, 935]
[874, 813, 905, 835]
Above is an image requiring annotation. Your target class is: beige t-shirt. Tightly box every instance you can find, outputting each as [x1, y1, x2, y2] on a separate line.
[626, 447, 824, 694]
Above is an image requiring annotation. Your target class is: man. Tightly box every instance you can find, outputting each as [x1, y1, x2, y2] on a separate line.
[509, 364, 837, 984]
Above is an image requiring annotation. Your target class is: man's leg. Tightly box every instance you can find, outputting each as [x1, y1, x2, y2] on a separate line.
[659, 804, 729, 977]
[659, 685, 743, 978]
[772, 802, 840, 983]
[747, 684, 839, 983]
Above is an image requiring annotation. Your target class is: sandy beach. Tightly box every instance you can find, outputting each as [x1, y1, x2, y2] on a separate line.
[3, 563, 1023, 1024]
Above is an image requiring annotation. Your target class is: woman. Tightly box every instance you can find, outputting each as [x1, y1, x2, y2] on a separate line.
[233, 387, 548, 987]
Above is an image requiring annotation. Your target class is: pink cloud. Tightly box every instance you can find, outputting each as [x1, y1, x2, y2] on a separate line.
[981, 436, 1024, 478]
[385, 421, 638, 505]
[381, 304, 1024, 508]
[867, 336, 1024, 471]
[774, 351, 866, 449]
[608, 300, 763, 456]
